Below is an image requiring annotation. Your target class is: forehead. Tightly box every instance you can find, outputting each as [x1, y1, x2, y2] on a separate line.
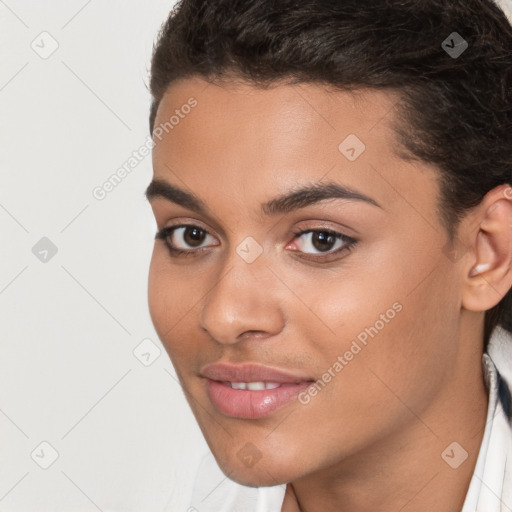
[153, 77, 402, 152]
[151, 77, 440, 225]
[153, 77, 401, 173]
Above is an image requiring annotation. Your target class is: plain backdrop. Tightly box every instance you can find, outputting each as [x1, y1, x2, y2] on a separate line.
[1, 1, 512, 511]
[0, 1, 207, 511]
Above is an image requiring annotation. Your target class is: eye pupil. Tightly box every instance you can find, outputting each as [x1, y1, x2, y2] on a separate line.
[184, 227, 205, 247]
[312, 231, 336, 252]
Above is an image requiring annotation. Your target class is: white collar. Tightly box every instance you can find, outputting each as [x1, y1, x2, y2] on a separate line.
[462, 326, 512, 512]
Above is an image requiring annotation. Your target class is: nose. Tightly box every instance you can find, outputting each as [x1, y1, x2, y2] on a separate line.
[199, 248, 285, 345]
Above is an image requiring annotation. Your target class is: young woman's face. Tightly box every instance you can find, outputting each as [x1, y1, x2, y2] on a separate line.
[147, 77, 465, 486]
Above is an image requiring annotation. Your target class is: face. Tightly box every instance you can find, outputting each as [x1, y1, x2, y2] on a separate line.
[147, 77, 463, 486]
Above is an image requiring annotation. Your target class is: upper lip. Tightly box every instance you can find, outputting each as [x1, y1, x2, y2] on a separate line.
[200, 363, 314, 384]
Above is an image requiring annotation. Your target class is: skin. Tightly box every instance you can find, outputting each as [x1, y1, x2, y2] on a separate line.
[146, 76, 512, 512]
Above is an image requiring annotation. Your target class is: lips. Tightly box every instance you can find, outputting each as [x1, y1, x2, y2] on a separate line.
[200, 363, 315, 419]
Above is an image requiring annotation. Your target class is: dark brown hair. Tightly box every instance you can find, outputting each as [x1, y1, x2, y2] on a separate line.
[149, 0, 512, 346]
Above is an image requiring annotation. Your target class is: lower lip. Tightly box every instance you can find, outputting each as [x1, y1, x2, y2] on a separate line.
[205, 379, 312, 419]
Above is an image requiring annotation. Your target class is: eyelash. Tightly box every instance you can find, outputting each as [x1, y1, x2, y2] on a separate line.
[154, 225, 357, 262]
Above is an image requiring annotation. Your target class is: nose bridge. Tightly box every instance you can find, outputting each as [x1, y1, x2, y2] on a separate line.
[199, 242, 284, 344]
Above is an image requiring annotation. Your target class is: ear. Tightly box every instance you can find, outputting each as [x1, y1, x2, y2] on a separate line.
[462, 184, 512, 312]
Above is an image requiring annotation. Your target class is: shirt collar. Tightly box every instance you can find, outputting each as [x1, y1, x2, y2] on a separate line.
[461, 327, 512, 512]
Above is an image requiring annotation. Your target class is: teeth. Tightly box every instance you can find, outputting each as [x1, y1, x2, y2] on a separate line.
[247, 382, 265, 391]
[229, 381, 281, 390]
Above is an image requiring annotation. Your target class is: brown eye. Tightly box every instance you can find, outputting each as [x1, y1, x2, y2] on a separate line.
[293, 229, 350, 255]
[182, 226, 206, 247]
[311, 231, 337, 252]
[155, 225, 217, 255]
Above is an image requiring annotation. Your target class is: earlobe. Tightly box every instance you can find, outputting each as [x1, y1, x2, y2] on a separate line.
[462, 185, 512, 312]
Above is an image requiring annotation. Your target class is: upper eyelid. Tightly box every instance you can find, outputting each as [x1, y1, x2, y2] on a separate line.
[159, 223, 348, 236]
[163, 224, 218, 239]
[157, 224, 357, 264]
[159, 213, 357, 234]
[158, 223, 354, 247]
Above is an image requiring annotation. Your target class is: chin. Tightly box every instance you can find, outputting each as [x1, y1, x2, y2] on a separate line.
[222, 466, 287, 488]
[213, 450, 300, 488]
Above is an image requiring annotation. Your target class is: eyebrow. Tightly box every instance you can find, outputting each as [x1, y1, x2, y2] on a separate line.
[145, 178, 381, 216]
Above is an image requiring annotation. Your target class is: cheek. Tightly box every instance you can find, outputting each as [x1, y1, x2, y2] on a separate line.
[147, 249, 168, 330]
[333, 268, 460, 415]
[148, 250, 190, 357]
[148, 248, 216, 372]
[292, 241, 459, 406]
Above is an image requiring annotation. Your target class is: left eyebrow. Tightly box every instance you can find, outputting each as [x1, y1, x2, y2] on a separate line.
[145, 178, 382, 216]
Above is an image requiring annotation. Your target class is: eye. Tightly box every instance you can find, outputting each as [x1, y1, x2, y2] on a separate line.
[155, 225, 217, 256]
[289, 228, 356, 260]
[155, 224, 357, 262]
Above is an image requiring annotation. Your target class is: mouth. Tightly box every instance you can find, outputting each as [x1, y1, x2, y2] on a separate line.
[200, 363, 315, 419]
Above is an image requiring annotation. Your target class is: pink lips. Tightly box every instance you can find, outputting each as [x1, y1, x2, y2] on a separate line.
[201, 363, 314, 419]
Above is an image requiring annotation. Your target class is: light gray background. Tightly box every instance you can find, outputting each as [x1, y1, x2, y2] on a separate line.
[1, 2, 208, 511]
[1, 1, 512, 511]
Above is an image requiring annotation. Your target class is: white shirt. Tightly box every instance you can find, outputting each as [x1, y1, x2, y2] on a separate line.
[176, 326, 512, 512]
